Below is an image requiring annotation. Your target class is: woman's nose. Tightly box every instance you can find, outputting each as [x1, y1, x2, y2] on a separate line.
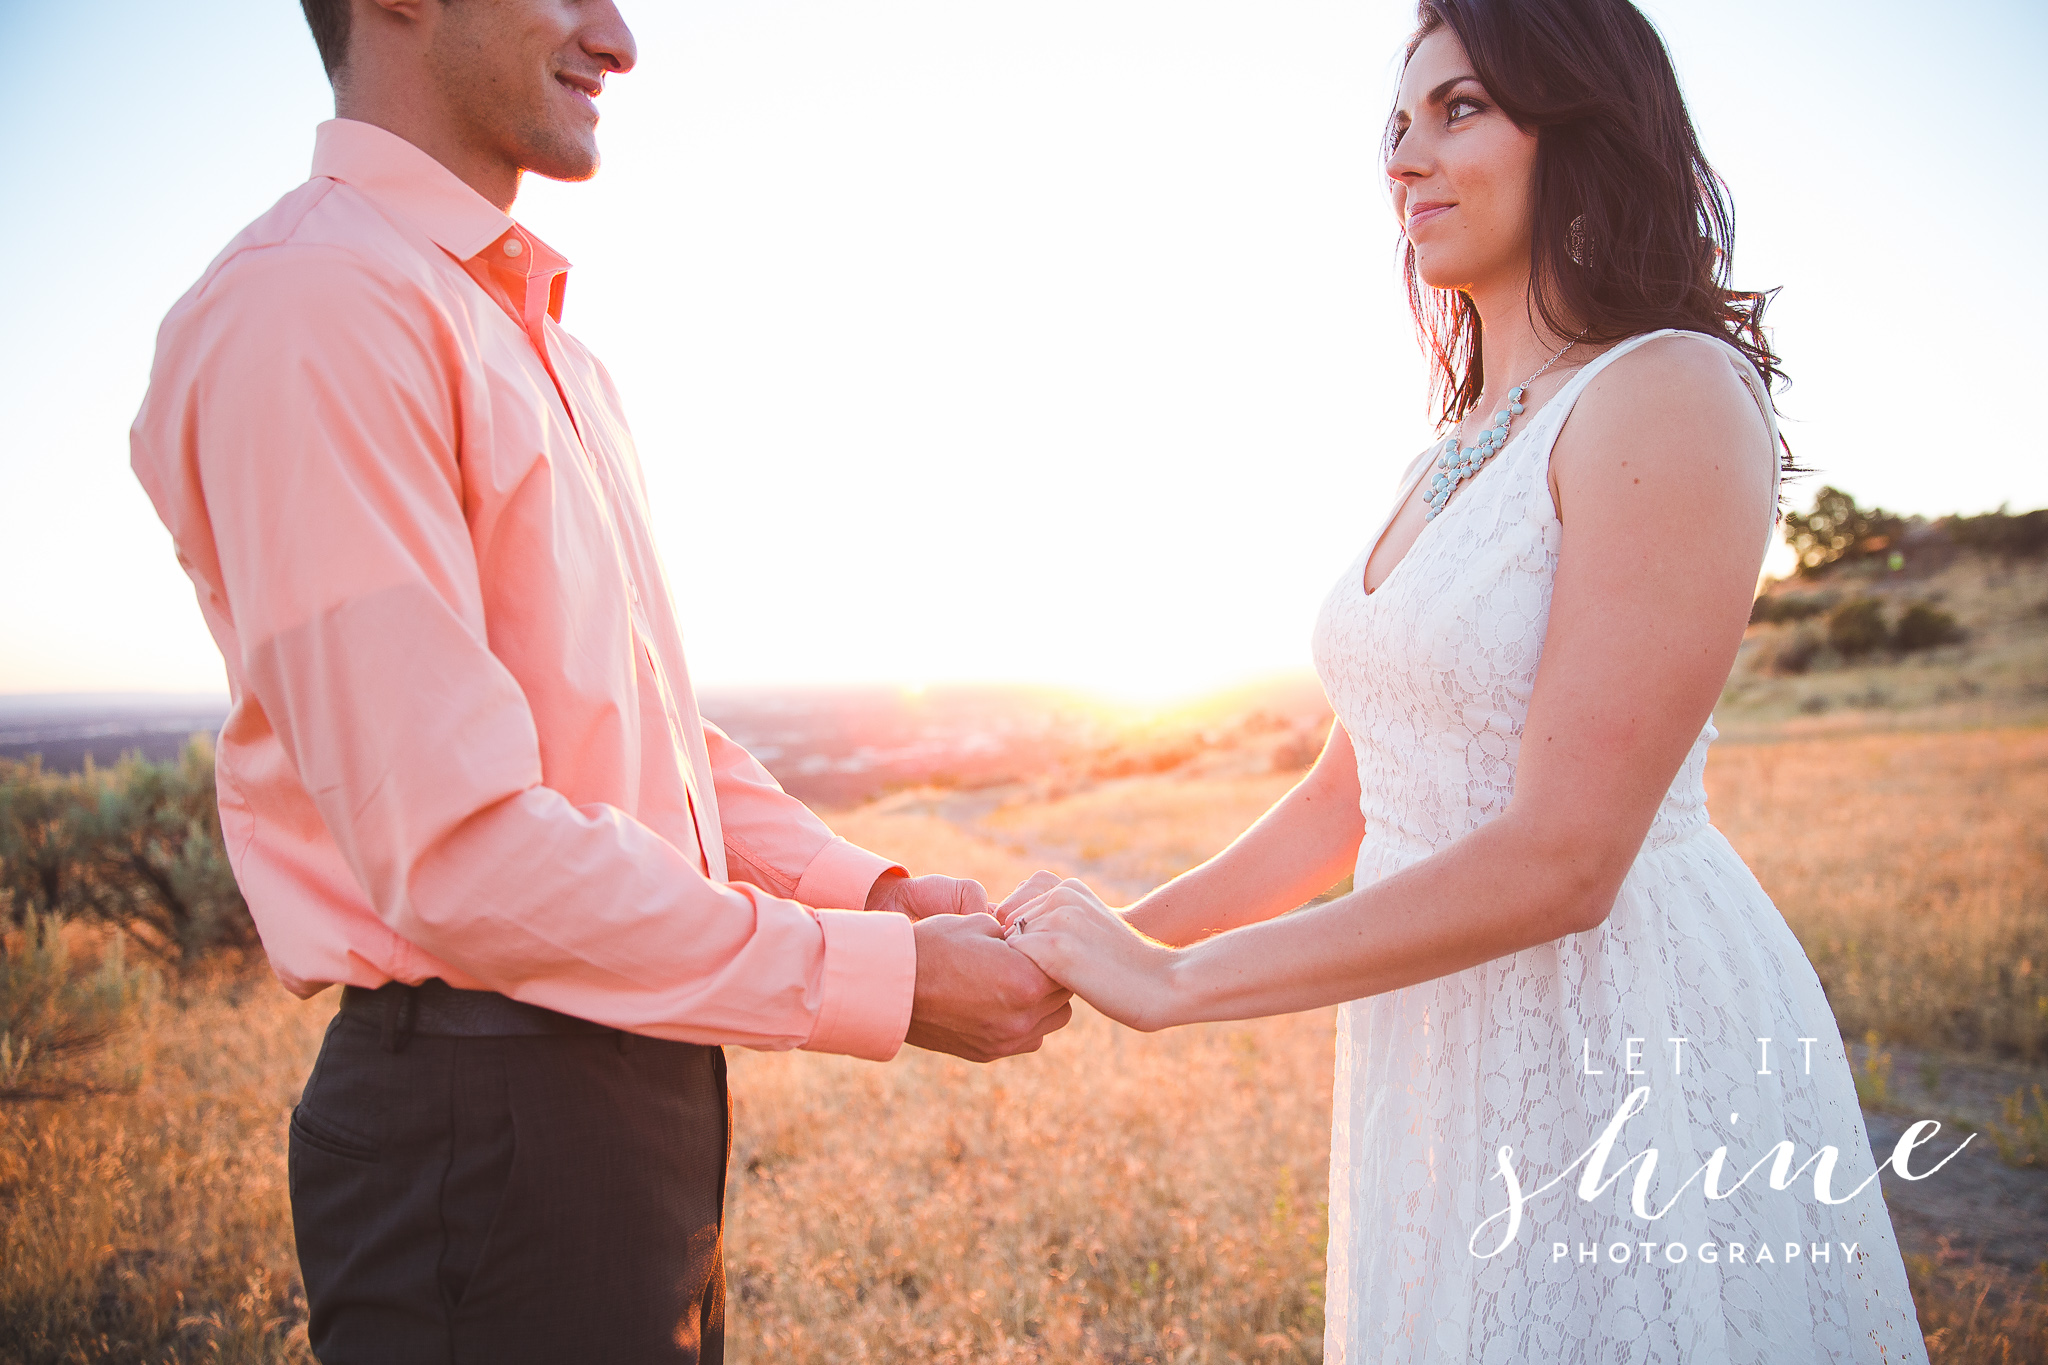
[1385, 132, 1431, 184]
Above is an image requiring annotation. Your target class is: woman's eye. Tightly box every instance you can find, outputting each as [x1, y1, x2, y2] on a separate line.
[1447, 97, 1485, 121]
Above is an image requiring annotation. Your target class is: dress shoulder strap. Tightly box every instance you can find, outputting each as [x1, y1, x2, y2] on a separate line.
[1542, 327, 1687, 419]
[1531, 328, 1783, 544]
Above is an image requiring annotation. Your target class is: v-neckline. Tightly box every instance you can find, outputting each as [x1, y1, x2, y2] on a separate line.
[1360, 438, 1452, 599]
[1356, 332, 1697, 601]
[1360, 357, 1590, 599]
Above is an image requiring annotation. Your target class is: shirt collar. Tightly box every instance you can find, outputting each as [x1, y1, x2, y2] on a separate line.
[310, 119, 573, 325]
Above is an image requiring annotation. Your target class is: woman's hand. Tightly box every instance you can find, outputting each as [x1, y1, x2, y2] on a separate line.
[996, 874, 1184, 1032]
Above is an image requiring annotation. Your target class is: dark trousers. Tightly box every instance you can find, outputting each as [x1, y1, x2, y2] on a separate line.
[289, 1009, 729, 1364]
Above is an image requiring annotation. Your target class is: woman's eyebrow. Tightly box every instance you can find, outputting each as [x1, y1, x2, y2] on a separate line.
[1396, 71, 1481, 119]
[1427, 74, 1481, 104]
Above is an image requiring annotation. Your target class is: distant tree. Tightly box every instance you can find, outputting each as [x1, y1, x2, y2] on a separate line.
[1783, 487, 1906, 575]
[1940, 505, 2048, 560]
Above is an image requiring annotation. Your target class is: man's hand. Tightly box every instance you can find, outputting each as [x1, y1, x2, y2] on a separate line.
[906, 912, 1074, 1062]
[866, 869, 991, 921]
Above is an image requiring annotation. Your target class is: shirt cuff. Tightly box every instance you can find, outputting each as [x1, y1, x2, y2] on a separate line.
[803, 907, 916, 1061]
[795, 836, 905, 912]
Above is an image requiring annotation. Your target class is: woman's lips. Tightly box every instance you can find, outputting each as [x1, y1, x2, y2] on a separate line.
[1405, 202, 1454, 233]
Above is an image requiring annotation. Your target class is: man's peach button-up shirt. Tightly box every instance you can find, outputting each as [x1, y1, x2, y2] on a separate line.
[129, 119, 917, 1060]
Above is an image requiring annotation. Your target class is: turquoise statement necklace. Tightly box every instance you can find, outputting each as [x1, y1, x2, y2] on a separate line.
[1423, 333, 1584, 521]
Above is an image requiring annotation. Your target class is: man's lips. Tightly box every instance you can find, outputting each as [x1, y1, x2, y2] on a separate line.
[1405, 201, 1455, 233]
[556, 71, 604, 115]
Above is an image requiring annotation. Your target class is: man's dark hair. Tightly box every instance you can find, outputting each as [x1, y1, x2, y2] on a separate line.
[300, 0, 350, 77]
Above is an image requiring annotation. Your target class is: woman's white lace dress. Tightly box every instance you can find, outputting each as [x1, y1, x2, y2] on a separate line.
[1311, 331, 1927, 1363]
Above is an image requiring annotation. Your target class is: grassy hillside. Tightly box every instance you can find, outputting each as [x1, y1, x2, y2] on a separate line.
[14, 722, 2046, 1363]
[1720, 554, 2048, 734]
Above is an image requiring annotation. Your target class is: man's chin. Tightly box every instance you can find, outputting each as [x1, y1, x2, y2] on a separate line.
[523, 136, 602, 185]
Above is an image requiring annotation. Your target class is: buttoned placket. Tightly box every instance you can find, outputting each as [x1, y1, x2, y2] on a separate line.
[472, 226, 714, 876]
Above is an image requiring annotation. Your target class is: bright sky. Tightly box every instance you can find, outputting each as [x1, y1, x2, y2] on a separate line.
[4, 1, 2043, 700]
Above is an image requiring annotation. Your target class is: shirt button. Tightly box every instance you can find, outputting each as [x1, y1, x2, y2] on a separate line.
[502, 237, 524, 257]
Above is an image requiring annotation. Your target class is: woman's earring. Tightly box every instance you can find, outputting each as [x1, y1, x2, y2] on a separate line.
[1568, 215, 1589, 266]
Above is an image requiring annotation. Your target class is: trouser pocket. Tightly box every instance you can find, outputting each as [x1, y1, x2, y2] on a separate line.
[290, 1101, 378, 1161]
[290, 1014, 450, 1365]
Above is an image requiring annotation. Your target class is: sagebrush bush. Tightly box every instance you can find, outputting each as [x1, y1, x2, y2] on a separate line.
[1827, 597, 1891, 658]
[1756, 624, 1825, 676]
[1895, 601, 1965, 652]
[0, 914, 159, 1099]
[0, 738, 253, 962]
[1749, 592, 1834, 625]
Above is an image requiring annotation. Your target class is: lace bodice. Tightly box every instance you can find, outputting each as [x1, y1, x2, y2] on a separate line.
[1315, 331, 1743, 861]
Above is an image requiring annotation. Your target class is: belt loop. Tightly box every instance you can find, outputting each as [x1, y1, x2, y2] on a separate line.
[382, 984, 418, 1054]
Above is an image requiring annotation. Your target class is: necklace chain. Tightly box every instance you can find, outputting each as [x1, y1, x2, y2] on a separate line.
[1423, 332, 1586, 522]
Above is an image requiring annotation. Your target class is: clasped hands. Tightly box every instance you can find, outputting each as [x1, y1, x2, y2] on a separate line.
[867, 866, 1175, 1062]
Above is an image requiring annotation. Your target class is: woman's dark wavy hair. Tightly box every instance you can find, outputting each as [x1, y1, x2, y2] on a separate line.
[1393, 0, 1787, 446]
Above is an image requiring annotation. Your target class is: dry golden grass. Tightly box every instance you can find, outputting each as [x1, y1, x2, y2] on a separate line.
[735, 799, 1331, 1363]
[724, 1009, 1331, 1364]
[1908, 1256, 2048, 1365]
[976, 773, 1302, 898]
[6, 727, 2046, 1361]
[1705, 729, 2048, 1061]
[0, 971, 324, 1364]
[827, 804, 1050, 904]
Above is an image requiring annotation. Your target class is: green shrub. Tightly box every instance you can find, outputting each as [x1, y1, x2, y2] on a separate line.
[1757, 625, 1825, 676]
[0, 913, 159, 1099]
[0, 738, 253, 963]
[1894, 601, 1964, 652]
[0, 761, 94, 922]
[1749, 592, 1833, 625]
[1853, 1031, 1893, 1109]
[1826, 597, 1890, 658]
[1990, 1084, 2048, 1169]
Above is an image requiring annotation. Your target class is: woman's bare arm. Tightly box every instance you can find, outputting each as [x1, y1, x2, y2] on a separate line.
[1118, 722, 1367, 947]
[1007, 335, 1774, 1028]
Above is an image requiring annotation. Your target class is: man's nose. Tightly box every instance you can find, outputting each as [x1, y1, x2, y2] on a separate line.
[588, 0, 639, 73]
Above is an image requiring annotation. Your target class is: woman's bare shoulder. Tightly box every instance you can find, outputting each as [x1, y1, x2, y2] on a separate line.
[1573, 332, 1769, 446]
[1555, 331, 1773, 498]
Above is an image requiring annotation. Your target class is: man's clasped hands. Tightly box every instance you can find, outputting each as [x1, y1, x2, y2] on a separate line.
[867, 867, 1126, 1062]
